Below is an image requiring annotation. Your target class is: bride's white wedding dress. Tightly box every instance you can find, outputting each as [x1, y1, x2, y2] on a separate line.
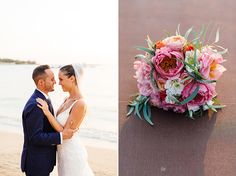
[56, 100, 94, 176]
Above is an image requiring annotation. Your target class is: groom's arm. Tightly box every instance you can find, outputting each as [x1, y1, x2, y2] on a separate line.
[25, 105, 61, 146]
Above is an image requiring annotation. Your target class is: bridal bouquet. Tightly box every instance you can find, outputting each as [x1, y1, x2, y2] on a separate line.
[127, 26, 227, 125]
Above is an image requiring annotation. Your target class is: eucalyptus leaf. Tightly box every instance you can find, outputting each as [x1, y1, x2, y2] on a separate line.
[167, 94, 180, 104]
[217, 48, 228, 55]
[193, 49, 198, 66]
[210, 106, 217, 112]
[180, 84, 200, 105]
[215, 28, 220, 43]
[135, 103, 142, 119]
[211, 105, 226, 109]
[192, 30, 200, 49]
[126, 106, 134, 117]
[191, 37, 200, 43]
[180, 76, 192, 84]
[184, 27, 193, 40]
[188, 110, 195, 120]
[197, 79, 216, 84]
[128, 102, 137, 106]
[135, 54, 146, 59]
[202, 23, 211, 45]
[175, 58, 203, 79]
[150, 68, 159, 91]
[143, 103, 154, 126]
[147, 103, 152, 118]
[176, 24, 181, 35]
[136, 46, 155, 56]
[146, 35, 155, 49]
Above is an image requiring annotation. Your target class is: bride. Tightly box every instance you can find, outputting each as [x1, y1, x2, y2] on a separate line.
[36, 64, 94, 176]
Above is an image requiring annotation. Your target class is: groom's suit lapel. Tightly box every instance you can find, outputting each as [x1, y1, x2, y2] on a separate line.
[34, 89, 54, 116]
[46, 98, 54, 116]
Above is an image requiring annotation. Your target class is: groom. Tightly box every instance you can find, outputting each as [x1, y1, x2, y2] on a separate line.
[21, 65, 75, 176]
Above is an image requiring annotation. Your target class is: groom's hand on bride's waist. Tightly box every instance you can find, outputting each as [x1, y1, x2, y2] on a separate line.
[62, 127, 79, 140]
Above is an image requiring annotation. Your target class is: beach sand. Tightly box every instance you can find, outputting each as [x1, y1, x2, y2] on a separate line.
[0, 132, 117, 176]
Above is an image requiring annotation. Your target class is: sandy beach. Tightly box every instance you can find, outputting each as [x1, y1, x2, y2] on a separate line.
[0, 132, 117, 176]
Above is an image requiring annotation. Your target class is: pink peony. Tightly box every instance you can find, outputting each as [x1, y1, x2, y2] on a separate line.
[152, 47, 184, 78]
[199, 47, 226, 80]
[149, 92, 161, 107]
[158, 91, 187, 113]
[182, 82, 217, 109]
[162, 35, 187, 51]
[134, 60, 154, 96]
[162, 102, 187, 113]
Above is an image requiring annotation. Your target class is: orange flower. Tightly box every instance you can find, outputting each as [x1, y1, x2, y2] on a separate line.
[183, 44, 194, 52]
[155, 40, 165, 49]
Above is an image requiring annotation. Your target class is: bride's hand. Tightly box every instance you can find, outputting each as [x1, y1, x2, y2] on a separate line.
[36, 98, 50, 116]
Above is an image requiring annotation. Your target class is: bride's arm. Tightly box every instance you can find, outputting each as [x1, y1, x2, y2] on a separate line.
[63, 100, 87, 130]
[36, 98, 64, 132]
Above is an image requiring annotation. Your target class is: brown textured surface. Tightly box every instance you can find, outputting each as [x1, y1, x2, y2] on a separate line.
[119, 0, 236, 175]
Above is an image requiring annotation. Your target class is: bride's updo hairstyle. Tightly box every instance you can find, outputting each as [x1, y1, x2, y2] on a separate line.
[60, 64, 83, 85]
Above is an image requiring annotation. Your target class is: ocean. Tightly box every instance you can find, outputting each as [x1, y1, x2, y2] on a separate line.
[0, 64, 117, 149]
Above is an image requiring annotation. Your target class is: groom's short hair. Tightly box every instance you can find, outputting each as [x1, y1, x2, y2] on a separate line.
[32, 65, 50, 85]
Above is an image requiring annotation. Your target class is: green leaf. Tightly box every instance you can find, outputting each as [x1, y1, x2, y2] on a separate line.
[143, 98, 154, 125]
[209, 106, 217, 112]
[193, 49, 198, 67]
[126, 106, 134, 117]
[197, 79, 216, 84]
[211, 105, 226, 109]
[136, 46, 155, 56]
[179, 84, 200, 105]
[188, 110, 195, 120]
[135, 54, 146, 59]
[147, 103, 152, 118]
[135, 103, 142, 119]
[212, 44, 228, 55]
[128, 101, 137, 106]
[167, 93, 180, 104]
[180, 76, 192, 84]
[202, 23, 212, 45]
[191, 36, 200, 43]
[217, 48, 228, 55]
[199, 25, 206, 38]
[175, 57, 203, 79]
[215, 28, 220, 43]
[176, 24, 181, 35]
[150, 68, 159, 91]
[184, 27, 193, 40]
[212, 97, 221, 104]
[135, 54, 151, 64]
[192, 30, 201, 49]
[146, 35, 155, 50]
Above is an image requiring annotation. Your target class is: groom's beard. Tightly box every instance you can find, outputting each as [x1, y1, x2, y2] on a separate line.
[45, 84, 55, 92]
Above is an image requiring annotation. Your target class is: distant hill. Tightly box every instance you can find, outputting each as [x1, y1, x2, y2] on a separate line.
[0, 58, 36, 64]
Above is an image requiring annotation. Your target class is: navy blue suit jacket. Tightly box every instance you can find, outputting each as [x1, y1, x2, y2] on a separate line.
[21, 89, 61, 175]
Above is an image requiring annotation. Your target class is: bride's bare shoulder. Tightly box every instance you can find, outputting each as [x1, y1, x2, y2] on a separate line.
[75, 98, 86, 107]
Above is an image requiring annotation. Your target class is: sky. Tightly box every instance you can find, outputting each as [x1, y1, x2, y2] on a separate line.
[0, 0, 118, 65]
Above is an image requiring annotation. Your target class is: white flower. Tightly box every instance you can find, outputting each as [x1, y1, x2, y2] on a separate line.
[165, 94, 176, 104]
[185, 50, 201, 73]
[203, 100, 213, 110]
[164, 78, 184, 96]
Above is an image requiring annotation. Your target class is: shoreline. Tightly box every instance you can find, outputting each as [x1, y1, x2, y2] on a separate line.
[0, 132, 117, 176]
[0, 128, 117, 150]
